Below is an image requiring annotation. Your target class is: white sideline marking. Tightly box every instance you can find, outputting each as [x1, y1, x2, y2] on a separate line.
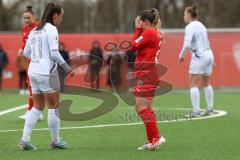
[0, 107, 227, 133]
[0, 104, 27, 116]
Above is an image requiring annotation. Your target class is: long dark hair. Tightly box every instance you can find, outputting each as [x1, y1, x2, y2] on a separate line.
[24, 5, 34, 15]
[36, 2, 62, 30]
[139, 8, 160, 26]
[185, 5, 198, 19]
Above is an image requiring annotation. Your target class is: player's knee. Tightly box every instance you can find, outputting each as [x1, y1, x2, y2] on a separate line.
[135, 98, 150, 112]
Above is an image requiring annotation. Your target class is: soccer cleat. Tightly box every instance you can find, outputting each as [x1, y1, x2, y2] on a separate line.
[19, 112, 44, 121]
[50, 138, 68, 149]
[184, 112, 201, 119]
[38, 113, 44, 121]
[137, 141, 153, 151]
[19, 89, 25, 95]
[18, 140, 37, 151]
[151, 136, 166, 151]
[201, 109, 215, 116]
[18, 111, 29, 120]
[24, 89, 30, 95]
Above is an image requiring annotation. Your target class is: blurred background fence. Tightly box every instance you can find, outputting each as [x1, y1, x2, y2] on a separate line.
[1, 29, 240, 89]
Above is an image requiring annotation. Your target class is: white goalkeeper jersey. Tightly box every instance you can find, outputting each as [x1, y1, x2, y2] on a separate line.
[179, 20, 212, 59]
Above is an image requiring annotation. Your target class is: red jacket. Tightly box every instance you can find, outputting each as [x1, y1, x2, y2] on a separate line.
[21, 22, 37, 50]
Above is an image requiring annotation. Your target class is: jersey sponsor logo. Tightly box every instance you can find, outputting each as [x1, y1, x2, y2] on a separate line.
[135, 36, 143, 43]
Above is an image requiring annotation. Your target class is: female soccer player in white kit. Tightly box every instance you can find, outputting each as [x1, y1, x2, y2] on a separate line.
[18, 2, 71, 150]
[179, 5, 214, 118]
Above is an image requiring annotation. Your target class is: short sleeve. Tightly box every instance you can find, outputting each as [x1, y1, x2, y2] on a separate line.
[47, 27, 59, 51]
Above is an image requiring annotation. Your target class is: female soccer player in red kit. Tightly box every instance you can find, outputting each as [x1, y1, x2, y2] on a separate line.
[18, 6, 43, 120]
[130, 8, 166, 151]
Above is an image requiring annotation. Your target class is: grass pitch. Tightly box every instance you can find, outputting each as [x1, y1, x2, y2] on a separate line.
[0, 90, 239, 160]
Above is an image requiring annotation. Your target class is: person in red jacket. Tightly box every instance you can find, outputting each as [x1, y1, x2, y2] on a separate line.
[130, 8, 166, 151]
[18, 6, 43, 120]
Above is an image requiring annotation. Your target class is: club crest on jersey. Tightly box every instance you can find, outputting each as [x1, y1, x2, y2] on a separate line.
[135, 36, 143, 43]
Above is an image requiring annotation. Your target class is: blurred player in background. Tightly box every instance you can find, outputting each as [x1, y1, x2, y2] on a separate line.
[130, 8, 166, 151]
[18, 2, 70, 150]
[59, 42, 70, 62]
[179, 5, 214, 117]
[16, 49, 28, 95]
[18, 6, 44, 120]
[107, 48, 123, 91]
[0, 43, 9, 96]
[89, 40, 103, 90]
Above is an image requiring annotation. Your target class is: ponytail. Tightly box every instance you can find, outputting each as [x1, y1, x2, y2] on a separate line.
[24, 5, 34, 15]
[151, 8, 161, 31]
[139, 8, 161, 31]
[151, 8, 159, 25]
[36, 2, 62, 30]
[185, 5, 198, 19]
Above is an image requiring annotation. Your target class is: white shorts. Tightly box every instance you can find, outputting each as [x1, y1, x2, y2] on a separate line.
[29, 71, 60, 94]
[189, 50, 214, 76]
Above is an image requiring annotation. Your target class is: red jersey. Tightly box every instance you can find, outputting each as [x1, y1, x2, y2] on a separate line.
[21, 22, 37, 50]
[130, 28, 163, 97]
[131, 28, 163, 76]
[131, 28, 163, 63]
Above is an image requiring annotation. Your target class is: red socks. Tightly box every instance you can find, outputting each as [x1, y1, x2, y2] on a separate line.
[138, 108, 160, 142]
[28, 87, 33, 111]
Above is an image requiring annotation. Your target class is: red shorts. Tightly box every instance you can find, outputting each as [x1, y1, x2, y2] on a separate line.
[132, 70, 160, 98]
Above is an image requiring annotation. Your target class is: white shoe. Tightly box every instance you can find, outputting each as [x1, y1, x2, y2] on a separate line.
[184, 112, 201, 119]
[24, 90, 30, 96]
[137, 136, 166, 151]
[19, 111, 29, 120]
[38, 113, 44, 121]
[19, 89, 25, 95]
[151, 136, 166, 150]
[201, 109, 215, 116]
[137, 142, 153, 151]
[19, 111, 44, 121]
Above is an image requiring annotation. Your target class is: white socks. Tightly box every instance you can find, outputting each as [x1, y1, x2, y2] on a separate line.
[190, 87, 200, 113]
[190, 86, 214, 113]
[21, 108, 61, 143]
[22, 108, 41, 142]
[48, 109, 60, 143]
[204, 85, 214, 111]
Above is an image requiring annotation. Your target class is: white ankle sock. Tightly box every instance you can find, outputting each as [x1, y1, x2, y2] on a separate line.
[204, 85, 214, 111]
[190, 87, 200, 113]
[22, 107, 41, 142]
[48, 109, 60, 143]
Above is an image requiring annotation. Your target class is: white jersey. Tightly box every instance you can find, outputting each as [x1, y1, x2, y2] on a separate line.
[179, 20, 212, 59]
[24, 23, 59, 76]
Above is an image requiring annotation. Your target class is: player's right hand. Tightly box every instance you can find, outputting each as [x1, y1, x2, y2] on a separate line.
[17, 48, 23, 56]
